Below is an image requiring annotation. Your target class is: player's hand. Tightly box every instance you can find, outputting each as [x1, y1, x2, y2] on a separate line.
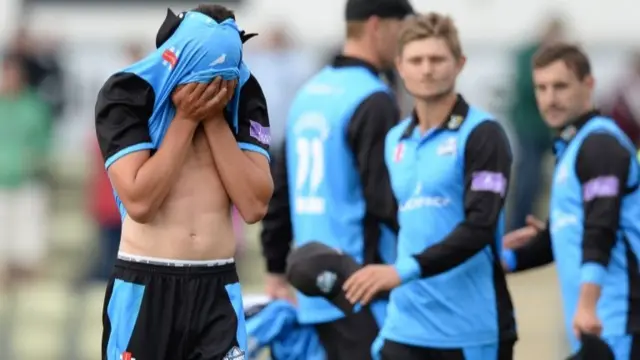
[205, 79, 237, 120]
[503, 215, 546, 250]
[265, 273, 296, 304]
[573, 304, 602, 338]
[171, 77, 229, 122]
[343, 265, 401, 306]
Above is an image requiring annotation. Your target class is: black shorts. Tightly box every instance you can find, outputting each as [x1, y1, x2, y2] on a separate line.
[101, 258, 246, 360]
[380, 339, 514, 360]
[314, 307, 380, 360]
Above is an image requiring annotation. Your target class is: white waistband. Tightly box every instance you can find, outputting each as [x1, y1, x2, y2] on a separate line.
[117, 252, 235, 267]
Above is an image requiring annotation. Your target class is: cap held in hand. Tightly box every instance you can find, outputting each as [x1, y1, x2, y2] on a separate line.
[286, 241, 361, 315]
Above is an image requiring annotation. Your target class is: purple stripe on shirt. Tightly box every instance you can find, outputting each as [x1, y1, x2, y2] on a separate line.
[471, 171, 507, 197]
[583, 176, 619, 201]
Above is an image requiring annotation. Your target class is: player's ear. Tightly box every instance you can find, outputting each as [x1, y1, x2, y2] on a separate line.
[156, 8, 184, 48]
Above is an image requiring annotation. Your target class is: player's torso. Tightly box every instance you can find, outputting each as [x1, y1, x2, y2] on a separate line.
[120, 127, 235, 260]
[285, 66, 389, 323]
[550, 117, 640, 338]
[285, 67, 387, 258]
[382, 109, 508, 347]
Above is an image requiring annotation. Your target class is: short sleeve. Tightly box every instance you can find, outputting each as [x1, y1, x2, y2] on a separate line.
[235, 74, 271, 161]
[95, 72, 156, 169]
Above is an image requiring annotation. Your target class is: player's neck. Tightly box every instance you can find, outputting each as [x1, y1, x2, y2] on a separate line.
[415, 92, 458, 133]
[342, 41, 382, 71]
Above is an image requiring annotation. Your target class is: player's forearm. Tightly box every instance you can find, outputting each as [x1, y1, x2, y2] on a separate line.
[396, 223, 494, 281]
[203, 118, 274, 223]
[127, 118, 198, 221]
[509, 227, 554, 272]
[577, 283, 602, 310]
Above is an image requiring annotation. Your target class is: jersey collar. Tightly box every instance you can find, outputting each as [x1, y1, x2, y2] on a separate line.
[552, 109, 600, 156]
[556, 109, 600, 142]
[331, 55, 380, 76]
[400, 94, 470, 139]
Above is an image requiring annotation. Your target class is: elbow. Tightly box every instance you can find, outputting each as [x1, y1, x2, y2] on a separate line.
[238, 201, 269, 224]
[125, 200, 156, 224]
[236, 180, 273, 224]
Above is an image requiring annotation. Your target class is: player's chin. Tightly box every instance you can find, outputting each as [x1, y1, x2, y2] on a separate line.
[544, 113, 568, 129]
[416, 89, 447, 101]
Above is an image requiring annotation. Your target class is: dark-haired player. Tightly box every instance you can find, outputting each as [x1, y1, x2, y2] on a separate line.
[96, 5, 272, 360]
[503, 43, 640, 359]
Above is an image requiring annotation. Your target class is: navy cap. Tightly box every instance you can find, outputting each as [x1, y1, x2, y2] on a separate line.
[286, 242, 361, 315]
[345, 0, 414, 21]
[566, 333, 615, 360]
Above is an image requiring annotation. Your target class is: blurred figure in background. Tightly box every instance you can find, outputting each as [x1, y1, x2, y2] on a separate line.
[85, 141, 121, 282]
[506, 17, 565, 231]
[6, 27, 67, 119]
[0, 53, 53, 286]
[604, 51, 640, 147]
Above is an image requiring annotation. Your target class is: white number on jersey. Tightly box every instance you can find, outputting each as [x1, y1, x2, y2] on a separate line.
[294, 137, 326, 214]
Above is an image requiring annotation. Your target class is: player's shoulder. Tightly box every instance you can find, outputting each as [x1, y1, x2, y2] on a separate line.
[463, 105, 506, 135]
[580, 131, 630, 160]
[97, 71, 155, 105]
[465, 105, 498, 126]
[240, 72, 266, 101]
[386, 117, 413, 144]
[95, 71, 156, 132]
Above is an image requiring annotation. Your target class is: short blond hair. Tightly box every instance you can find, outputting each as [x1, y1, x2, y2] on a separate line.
[398, 13, 462, 58]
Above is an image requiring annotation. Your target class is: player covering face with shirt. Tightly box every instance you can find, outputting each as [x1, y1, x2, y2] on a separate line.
[96, 5, 272, 360]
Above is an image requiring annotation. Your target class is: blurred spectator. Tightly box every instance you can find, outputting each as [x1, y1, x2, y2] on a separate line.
[0, 53, 53, 285]
[6, 27, 67, 119]
[506, 17, 565, 231]
[124, 42, 145, 62]
[85, 139, 121, 282]
[604, 51, 640, 147]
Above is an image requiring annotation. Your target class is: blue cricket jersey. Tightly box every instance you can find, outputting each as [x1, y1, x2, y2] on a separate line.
[550, 114, 640, 350]
[506, 111, 640, 353]
[284, 58, 398, 324]
[381, 96, 517, 348]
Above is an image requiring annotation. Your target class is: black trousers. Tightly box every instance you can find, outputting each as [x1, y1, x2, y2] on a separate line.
[314, 308, 380, 360]
[380, 339, 515, 360]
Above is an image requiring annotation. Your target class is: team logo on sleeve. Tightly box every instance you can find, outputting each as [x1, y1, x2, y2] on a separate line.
[394, 143, 405, 162]
[470, 171, 507, 197]
[583, 176, 619, 201]
[249, 120, 271, 145]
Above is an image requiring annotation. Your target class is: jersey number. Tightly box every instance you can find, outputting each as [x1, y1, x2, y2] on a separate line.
[295, 137, 325, 194]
